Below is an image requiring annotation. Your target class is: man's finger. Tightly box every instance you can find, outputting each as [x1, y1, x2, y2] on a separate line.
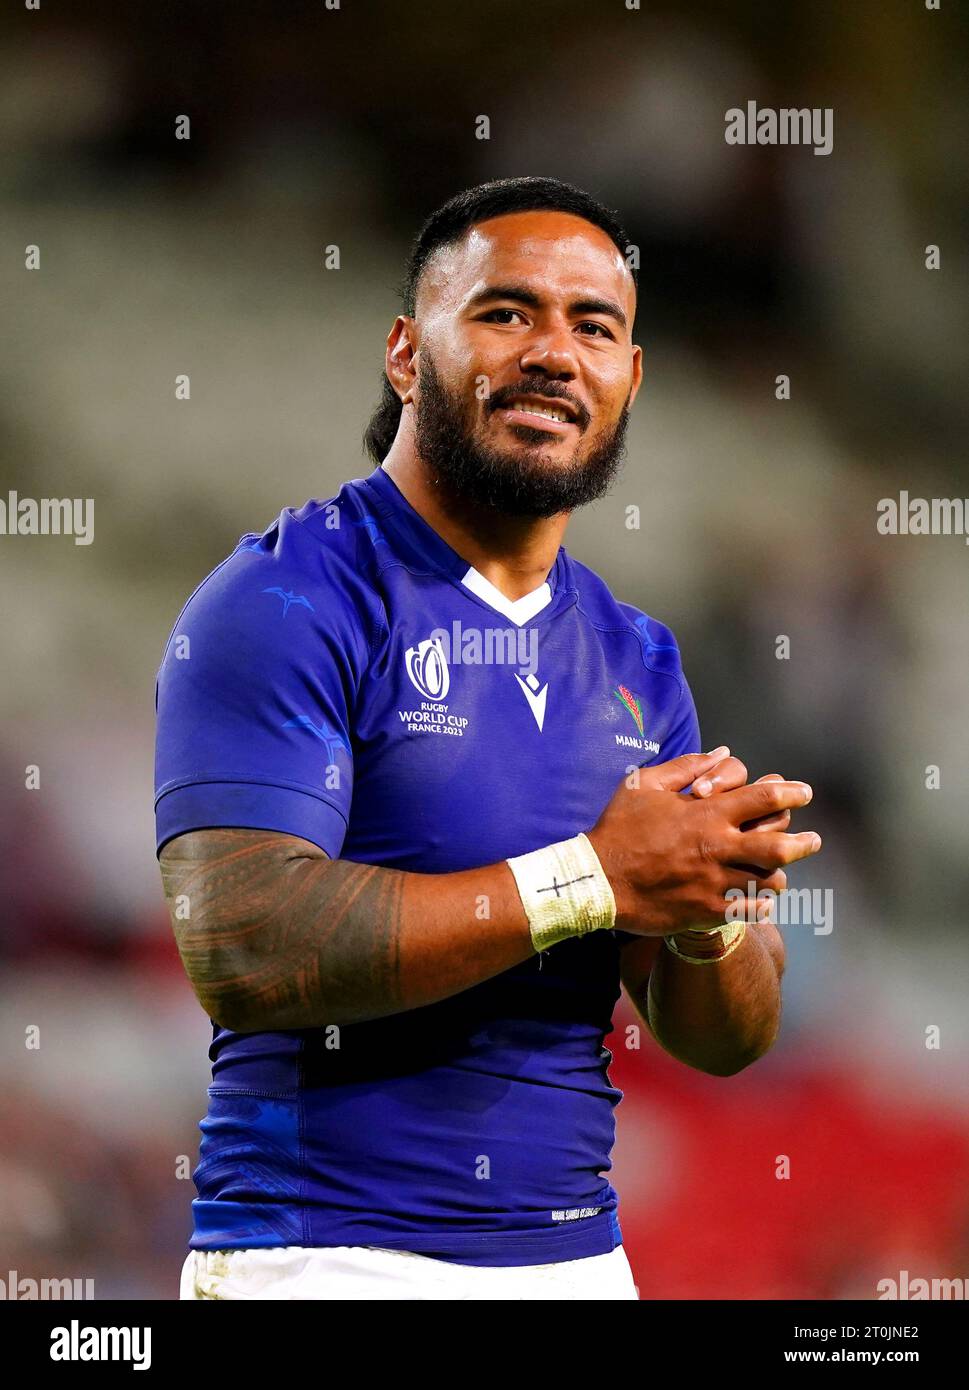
[734, 828, 822, 868]
[690, 756, 748, 798]
[719, 780, 813, 824]
[722, 866, 788, 893]
[743, 775, 790, 831]
[640, 747, 730, 792]
[744, 810, 792, 833]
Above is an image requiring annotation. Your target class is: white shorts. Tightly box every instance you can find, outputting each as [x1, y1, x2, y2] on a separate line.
[180, 1243, 638, 1301]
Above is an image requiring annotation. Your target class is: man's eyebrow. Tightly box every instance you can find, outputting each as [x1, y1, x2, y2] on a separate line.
[465, 283, 628, 331]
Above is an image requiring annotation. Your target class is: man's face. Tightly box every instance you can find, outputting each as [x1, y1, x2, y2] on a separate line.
[410, 210, 642, 518]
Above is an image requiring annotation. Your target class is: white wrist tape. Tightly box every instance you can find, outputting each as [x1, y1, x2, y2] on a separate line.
[506, 832, 617, 952]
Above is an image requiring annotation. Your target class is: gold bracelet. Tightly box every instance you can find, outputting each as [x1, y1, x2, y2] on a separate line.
[664, 921, 747, 964]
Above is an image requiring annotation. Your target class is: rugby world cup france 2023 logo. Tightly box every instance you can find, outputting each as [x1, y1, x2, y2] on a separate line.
[405, 635, 451, 701]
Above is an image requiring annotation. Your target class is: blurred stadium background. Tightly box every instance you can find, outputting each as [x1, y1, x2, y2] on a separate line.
[1, 0, 967, 1299]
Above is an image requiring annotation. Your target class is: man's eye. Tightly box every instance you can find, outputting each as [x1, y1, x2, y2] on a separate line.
[577, 321, 612, 338]
[482, 309, 525, 325]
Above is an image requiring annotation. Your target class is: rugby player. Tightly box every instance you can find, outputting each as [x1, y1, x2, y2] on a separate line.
[155, 176, 821, 1300]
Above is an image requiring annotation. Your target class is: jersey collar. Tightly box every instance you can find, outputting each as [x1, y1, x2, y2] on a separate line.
[363, 466, 574, 626]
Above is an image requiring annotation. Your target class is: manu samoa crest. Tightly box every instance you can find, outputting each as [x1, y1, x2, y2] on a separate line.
[613, 683, 659, 754]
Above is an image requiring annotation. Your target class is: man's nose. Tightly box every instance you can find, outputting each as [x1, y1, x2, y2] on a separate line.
[518, 330, 579, 380]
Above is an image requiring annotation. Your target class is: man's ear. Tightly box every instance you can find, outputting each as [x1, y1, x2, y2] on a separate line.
[387, 316, 419, 405]
[627, 343, 644, 410]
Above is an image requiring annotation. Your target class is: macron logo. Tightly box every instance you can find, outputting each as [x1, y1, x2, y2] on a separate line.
[514, 672, 548, 731]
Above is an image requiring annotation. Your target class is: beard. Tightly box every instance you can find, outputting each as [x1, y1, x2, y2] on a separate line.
[413, 349, 630, 518]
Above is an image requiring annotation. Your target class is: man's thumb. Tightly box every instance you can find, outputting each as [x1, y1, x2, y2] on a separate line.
[641, 747, 730, 792]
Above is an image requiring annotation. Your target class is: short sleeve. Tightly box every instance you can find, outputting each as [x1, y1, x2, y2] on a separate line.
[662, 671, 702, 762]
[617, 603, 702, 762]
[154, 526, 368, 859]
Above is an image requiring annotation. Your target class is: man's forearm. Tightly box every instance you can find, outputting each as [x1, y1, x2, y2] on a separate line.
[160, 828, 535, 1031]
[643, 923, 784, 1076]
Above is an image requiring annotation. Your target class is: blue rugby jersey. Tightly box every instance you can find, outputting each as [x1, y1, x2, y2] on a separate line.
[154, 465, 701, 1266]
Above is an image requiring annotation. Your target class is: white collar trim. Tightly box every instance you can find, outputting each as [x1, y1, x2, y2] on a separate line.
[460, 566, 553, 626]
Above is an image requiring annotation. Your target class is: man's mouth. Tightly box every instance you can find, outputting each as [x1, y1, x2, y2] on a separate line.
[495, 394, 580, 433]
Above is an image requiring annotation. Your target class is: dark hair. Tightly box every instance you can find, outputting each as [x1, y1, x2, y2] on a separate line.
[363, 176, 637, 464]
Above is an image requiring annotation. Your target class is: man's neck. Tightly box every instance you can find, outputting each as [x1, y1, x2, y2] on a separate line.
[381, 453, 569, 603]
